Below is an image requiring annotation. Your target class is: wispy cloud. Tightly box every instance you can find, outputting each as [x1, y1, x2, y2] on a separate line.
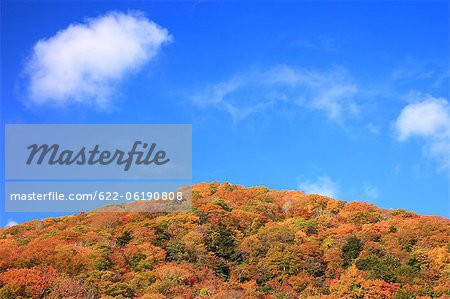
[5, 220, 18, 228]
[299, 176, 339, 198]
[192, 65, 359, 122]
[394, 95, 450, 171]
[366, 123, 380, 135]
[363, 183, 380, 200]
[391, 58, 449, 89]
[25, 11, 172, 108]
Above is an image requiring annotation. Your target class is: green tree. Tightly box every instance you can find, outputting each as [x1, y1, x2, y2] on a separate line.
[342, 236, 363, 268]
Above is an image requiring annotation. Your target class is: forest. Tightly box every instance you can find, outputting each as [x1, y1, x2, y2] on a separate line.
[0, 182, 449, 298]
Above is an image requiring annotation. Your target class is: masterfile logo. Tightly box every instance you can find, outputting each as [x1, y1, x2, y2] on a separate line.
[6, 124, 191, 180]
[26, 141, 170, 171]
[4, 124, 192, 213]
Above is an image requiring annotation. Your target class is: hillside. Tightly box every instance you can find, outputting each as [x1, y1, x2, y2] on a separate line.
[0, 182, 449, 299]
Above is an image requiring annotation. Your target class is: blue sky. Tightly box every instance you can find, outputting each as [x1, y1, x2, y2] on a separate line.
[1, 1, 449, 226]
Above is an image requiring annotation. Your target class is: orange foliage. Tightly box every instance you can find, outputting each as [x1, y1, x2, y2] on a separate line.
[0, 182, 448, 298]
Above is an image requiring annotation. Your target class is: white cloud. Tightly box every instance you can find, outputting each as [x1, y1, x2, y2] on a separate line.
[394, 95, 450, 170]
[366, 123, 380, 135]
[363, 183, 379, 200]
[5, 220, 18, 228]
[25, 11, 172, 107]
[192, 65, 359, 122]
[391, 58, 449, 88]
[299, 176, 339, 198]
[395, 96, 450, 140]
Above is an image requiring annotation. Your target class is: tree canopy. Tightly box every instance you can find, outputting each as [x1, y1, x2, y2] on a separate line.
[0, 182, 448, 298]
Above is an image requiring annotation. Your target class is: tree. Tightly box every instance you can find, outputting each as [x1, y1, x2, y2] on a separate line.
[342, 236, 363, 268]
[0, 266, 57, 298]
